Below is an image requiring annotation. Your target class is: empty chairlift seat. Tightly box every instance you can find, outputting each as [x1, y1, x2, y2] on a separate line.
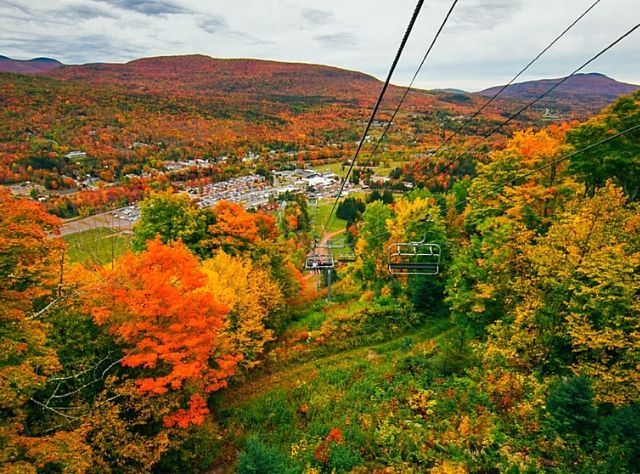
[329, 240, 356, 263]
[388, 241, 441, 275]
[335, 248, 356, 263]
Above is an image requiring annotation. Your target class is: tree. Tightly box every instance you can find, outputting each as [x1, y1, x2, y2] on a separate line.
[336, 197, 365, 226]
[279, 194, 311, 235]
[567, 92, 640, 200]
[486, 184, 640, 405]
[207, 201, 277, 255]
[133, 191, 214, 257]
[202, 251, 282, 369]
[0, 189, 94, 473]
[353, 200, 393, 290]
[384, 192, 447, 311]
[446, 126, 575, 336]
[90, 238, 239, 427]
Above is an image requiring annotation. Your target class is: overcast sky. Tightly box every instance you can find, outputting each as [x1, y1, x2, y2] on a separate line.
[0, 0, 638, 90]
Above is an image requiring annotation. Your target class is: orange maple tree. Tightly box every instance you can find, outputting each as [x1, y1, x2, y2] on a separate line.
[208, 201, 278, 254]
[90, 238, 239, 427]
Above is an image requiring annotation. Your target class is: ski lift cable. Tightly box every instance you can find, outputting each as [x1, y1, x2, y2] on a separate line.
[443, 122, 640, 213]
[405, 18, 638, 204]
[432, 0, 603, 155]
[463, 22, 640, 155]
[358, 0, 460, 171]
[318, 0, 426, 239]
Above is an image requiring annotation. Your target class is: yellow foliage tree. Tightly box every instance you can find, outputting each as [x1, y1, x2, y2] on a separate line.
[202, 251, 282, 369]
[487, 184, 640, 405]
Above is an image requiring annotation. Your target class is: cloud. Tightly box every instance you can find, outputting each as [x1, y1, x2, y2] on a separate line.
[302, 8, 334, 26]
[314, 32, 357, 48]
[0, 1, 33, 16]
[227, 29, 273, 47]
[196, 14, 268, 46]
[198, 15, 229, 34]
[0, 34, 146, 63]
[95, 0, 190, 16]
[56, 4, 118, 20]
[450, 0, 523, 31]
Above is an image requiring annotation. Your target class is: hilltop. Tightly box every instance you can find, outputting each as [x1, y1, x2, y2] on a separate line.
[44, 54, 509, 117]
[48, 55, 384, 106]
[0, 55, 63, 74]
[478, 72, 640, 114]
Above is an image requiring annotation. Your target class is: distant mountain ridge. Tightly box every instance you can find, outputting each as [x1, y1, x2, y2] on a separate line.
[477, 73, 640, 113]
[0, 55, 63, 74]
[3, 54, 637, 117]
[46, 54, 392, 106]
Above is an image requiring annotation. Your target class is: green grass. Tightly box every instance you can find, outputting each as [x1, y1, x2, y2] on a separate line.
[310, 162, 348, 178]
[373, 160, 404, 177]
[211, 303, 453, 472]
[311, 199, 347, 236]
[63, 227, 131, 265]
[312, 160, 404, 178]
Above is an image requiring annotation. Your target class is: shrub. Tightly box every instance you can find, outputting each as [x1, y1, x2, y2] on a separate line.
[546, 376, 597, 436]
[236, 437, 292, 474]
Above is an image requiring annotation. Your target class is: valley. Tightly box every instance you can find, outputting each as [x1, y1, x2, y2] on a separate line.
[1, 30, 639, 473]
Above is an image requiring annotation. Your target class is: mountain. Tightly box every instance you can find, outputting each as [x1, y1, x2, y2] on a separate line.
[0, 55, 63, 74]
[3, 54, 511, 189]
[47, 54, 417, 108]
[477, 73, 640, 114]
[433, 88, 469, 95]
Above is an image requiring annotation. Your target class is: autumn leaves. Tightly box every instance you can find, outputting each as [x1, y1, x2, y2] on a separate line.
[0, 185, 304, 470]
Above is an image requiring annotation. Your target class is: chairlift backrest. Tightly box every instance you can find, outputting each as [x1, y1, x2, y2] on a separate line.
[335, 247, 356, 263]
[304, 253, 334, 272]
[388, 241, 441, 276]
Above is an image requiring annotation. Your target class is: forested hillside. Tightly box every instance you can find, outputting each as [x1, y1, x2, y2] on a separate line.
[478, 72, 640, 115]
[1, 82, 638, 472]
[0, 55, 542, 192]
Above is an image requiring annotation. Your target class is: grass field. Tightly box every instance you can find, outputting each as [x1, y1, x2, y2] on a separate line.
[312, 160, 404, 178]
[63, 227, 131, 266]
[311, 199, 348, 236]
[211, 298, 453, 472]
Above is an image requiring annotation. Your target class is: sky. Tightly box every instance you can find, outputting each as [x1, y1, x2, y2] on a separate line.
[0, 0, 638, 91]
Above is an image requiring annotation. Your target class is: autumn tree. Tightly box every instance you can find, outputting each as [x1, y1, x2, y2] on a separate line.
[207, 201, 278, 255]
[446, 126, 576, 335]
[353, 200, 393, 291]
[202, 251, 283, 369]
[486, 184, 640, 405]
[90, 238, 238, 428]
[0, 189, 95, 472]
[206, 201, 305, 303]
[386, 191, 447, 313]
[278, 193, 311, 236]
[133, 191, 214, 257]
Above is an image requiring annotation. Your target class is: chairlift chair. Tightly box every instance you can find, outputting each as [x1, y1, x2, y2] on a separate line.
[324, 238, 356, 264]
[335, 247, 356, 263]
[388, 218, 440, 275]
[327, 238, 347, 248]
[304, 253, 335, 273]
